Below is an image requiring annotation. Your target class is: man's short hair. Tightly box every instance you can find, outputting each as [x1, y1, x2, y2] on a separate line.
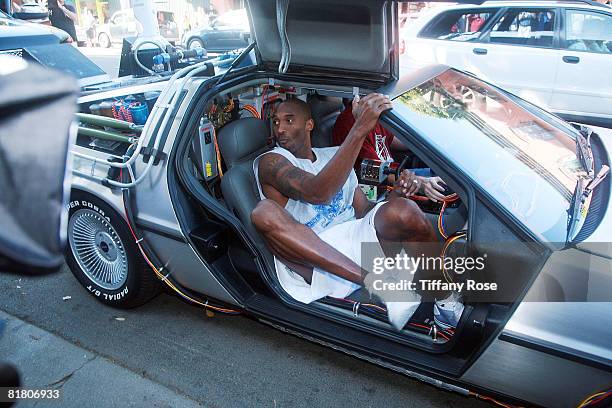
[277, 97, 312, 120]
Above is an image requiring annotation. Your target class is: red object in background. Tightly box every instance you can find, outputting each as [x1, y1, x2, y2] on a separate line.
[331, 104, 396, 170]
[469, 15, 485, 32]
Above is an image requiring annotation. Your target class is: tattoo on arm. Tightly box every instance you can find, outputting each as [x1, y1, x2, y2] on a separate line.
[259, 154, 316, 202]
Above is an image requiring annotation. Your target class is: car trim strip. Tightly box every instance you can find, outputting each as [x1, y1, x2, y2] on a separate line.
[499, 331, 612, 373]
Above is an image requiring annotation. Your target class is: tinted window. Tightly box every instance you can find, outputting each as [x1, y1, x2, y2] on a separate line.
[489, 8, 556, 47]
[419, 9, 498, 42]
[565, 10, 612, 54]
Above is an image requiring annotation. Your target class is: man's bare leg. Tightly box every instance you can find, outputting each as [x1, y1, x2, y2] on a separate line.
[251, 200, 364, 284]
[373, 197, 445, 299]
[373, 196, 436, 242]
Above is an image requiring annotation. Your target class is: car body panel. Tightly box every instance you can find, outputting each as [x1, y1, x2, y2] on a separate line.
[71, 145, 126, 218]
[461, 333, 612, 408]
[131, 78, 239, 306]
[248, 0, 394, 81]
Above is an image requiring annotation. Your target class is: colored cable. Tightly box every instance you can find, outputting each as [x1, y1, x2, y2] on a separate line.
[468, 392, 523, 408]
[440, 232, 468, 284]
[437, 193, 459, 239]
[212, 126, 223, 178]
[241, 104, 261, 119]
[577, 389, 612, 408]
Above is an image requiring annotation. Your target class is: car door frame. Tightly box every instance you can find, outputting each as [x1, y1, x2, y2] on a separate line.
[470, 5, 563, 108]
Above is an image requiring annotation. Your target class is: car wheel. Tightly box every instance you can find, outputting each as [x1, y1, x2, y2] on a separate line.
[98, 32, 111, 48]
[66, 191, 160, 308]
[188, 37, 205, 50]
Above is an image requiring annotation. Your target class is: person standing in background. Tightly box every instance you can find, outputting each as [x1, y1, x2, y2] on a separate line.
[48, 0, 78, 43]
[82, 6, 96, 47]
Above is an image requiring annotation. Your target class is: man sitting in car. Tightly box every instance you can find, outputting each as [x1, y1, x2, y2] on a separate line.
[251, 96, 463, 330]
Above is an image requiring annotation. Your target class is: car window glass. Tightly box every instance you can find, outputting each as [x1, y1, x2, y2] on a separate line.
[490, 8, 556, 47]
[419, 9, 498, 42]
[565, 10, 612, 54]
[393, 69, 586, 241]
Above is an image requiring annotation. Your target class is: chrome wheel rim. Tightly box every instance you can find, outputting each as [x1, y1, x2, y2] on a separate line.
[189, 39, 203, 49]
[68, 209, 128, 290]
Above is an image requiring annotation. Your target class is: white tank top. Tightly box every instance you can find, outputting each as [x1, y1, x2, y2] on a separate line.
[253, 146, 358, 234]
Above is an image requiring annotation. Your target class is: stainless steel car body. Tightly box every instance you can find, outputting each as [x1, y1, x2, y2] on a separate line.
[67, 1, 612, 407]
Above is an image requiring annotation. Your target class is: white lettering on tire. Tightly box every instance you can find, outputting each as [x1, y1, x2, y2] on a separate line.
[87, 285, 128, 300]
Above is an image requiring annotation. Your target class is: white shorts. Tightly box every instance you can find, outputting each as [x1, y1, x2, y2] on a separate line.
[274, 202, 385, 304]
[274, 201, 422, 330]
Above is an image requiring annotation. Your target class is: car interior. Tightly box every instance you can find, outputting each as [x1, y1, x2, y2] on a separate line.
[178, 79, 474, 346]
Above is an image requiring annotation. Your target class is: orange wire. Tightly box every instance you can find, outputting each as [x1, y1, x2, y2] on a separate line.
[212, 126, 223, 178]
[242, 104, 261, 119]
[469, 392, 524, 408]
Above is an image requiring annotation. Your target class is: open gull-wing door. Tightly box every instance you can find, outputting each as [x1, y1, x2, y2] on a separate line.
[247, 0, 398, 84]
[246, 1, 486, 84]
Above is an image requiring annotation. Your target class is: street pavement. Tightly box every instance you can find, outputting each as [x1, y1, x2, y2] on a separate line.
[0, 266, 488, 408]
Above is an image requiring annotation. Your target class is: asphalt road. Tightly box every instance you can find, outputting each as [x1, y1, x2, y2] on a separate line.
[0, 266, 488, 408]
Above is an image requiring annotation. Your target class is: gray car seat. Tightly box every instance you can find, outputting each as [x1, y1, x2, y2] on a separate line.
[217, 118, 271, 247]
[307, 95, 344, 148]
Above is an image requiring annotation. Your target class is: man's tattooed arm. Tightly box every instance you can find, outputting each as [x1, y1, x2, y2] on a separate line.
[258, 154, 322, 203]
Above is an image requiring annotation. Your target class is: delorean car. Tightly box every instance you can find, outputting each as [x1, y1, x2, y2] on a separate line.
[65, 1, 612, 407]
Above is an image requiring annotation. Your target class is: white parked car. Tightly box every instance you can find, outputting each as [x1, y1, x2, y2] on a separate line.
[400, 1, 612, 128]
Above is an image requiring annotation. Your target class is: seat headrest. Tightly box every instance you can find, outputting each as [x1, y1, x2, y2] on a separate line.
[218, 118, 270, 167]
[307, 94, 343, 119]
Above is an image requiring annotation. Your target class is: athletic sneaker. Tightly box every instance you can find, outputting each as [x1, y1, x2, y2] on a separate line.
[433, 291, 464, 329]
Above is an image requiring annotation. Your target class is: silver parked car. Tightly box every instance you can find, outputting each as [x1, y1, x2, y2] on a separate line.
[66, 1, 612, 407]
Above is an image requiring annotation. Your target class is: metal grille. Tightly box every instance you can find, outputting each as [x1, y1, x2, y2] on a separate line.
[0, 49, 23, 58]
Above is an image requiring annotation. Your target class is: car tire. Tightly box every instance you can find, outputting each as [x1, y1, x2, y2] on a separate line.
[188, 37, 205, 50]
[66, 191, 161, 309]
[98, 32, 111, 48]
